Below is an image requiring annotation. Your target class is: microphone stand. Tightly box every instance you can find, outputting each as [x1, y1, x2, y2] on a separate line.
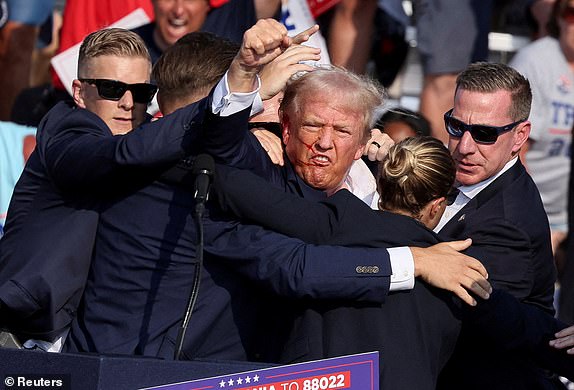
[174, 200, 206, 360]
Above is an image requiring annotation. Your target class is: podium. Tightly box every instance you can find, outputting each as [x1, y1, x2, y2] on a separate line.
[0, 348, 273, 389]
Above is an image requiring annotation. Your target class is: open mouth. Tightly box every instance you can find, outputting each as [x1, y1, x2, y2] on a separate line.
[168, 18, 186, 28]
[310, 155, 330, 166]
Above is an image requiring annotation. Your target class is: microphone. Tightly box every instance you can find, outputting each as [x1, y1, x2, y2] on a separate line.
[174, 154, 214, 360]
[192, 154, 215, 205]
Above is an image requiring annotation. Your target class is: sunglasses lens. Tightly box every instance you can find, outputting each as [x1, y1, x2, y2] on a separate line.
[470, 125, 498, 144]
[130, 84, 158, 104]
[96, 80, 127, 101]
[445, 117, 499, 144]
[445, 117, 464, 137]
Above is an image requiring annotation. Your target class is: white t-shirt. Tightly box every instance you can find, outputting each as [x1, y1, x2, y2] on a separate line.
[510, 37, 574, 231]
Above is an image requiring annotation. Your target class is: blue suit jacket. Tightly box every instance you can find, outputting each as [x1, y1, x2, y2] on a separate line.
[0, 98, 209, 340]
[60, 106, 393, 360]
[439, 159, 555, 312]
[437, 160, 559, 389]
[200, 107, 395, 287]
[215, 165, 573, 388]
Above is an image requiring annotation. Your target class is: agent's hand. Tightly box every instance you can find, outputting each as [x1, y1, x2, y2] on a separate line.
[363, 129, 393, 162]
[549, 326, 574, 354]
[251, 127, 284, 166]
[410, 238, 492, 306]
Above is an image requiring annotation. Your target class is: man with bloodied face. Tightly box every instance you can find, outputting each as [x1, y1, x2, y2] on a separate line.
[280, 69, 376, 195]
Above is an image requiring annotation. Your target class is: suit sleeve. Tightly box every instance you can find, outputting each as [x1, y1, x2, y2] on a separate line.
[216, 165, 358, 244]
[204, 216, 392, 302]
[38, 97, 215, 193]
[200, 107, 278, 175]
[458, 216, 553, 311]
[465, 289, 574, 380]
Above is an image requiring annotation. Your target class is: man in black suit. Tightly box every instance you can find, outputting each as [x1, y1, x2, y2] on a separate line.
[435, 62, 560, 389]
[62, 22, 492, 361]
[214, 144, 574, 388]
[205, 57, 492, 308]
[61, 27, 402, 360]
[200, 58, 498, 385]
[0, 28, 166, 350]
[212, 64, 572, 387]
[1, 22, 372, 354]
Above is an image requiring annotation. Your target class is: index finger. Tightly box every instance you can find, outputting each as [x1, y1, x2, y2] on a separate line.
[292, 24, 320, 45]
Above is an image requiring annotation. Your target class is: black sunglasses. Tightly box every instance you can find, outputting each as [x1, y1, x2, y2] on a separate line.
[247, 121, 282, 136]
[443, 109, 526, 144]
[79, 78, 158, 104]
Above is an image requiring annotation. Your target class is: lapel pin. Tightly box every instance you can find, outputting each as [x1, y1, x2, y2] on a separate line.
[458, 214, 466, 222]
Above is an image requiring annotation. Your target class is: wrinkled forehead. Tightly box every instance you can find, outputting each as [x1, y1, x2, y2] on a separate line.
[294, 87, 364, 116]
[294, 93, 369, 136]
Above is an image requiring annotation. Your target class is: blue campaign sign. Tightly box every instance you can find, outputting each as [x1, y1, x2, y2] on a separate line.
[140, 352, 379, 390]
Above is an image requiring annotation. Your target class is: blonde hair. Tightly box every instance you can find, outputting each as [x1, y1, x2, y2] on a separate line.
[78, 28, 151, 77]
[279, 66, 385, 143]
[378, 136, 455, 219]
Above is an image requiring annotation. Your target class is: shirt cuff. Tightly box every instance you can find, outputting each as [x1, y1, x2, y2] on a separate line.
[388, 246, 415, 291]
[250, 92, 264, 117]
[212, 72, 261, 116]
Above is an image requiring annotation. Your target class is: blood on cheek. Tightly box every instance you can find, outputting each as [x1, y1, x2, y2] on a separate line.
[295, 136, 317, 167]
[301, 140, 314, 151]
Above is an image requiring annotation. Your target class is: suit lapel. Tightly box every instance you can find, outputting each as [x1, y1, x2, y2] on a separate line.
[440, 159, 525, 237]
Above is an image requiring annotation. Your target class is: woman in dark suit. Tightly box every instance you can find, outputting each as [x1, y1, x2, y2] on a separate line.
[216, 136, 574, 388]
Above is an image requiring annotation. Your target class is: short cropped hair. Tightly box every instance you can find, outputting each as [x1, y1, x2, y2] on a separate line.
[378, 136, 455, 219]
[455, 62, 532, 122]
[152, 32, 239, 105]
[78, 28, 151, 77]
[279, 66, 386, 143]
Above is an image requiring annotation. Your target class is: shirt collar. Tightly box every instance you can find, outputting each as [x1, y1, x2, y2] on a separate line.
[345, 159, 378, 208]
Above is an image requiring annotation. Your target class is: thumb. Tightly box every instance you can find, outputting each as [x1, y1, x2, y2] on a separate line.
[444, 238, 472, 251]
